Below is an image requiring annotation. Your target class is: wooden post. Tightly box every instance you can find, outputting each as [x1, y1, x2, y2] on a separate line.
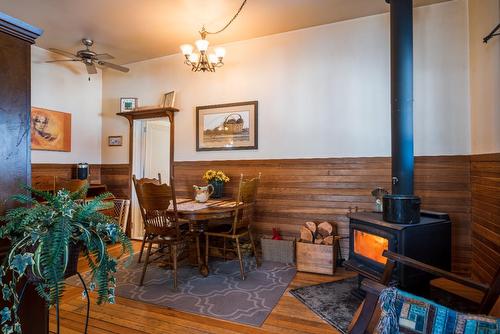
[0, 12, 45, 334]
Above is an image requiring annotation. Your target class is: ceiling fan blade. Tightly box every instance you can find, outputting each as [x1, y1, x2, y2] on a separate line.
[45, 59, 80, 63]
[86, 63, 98, 74]
[95, 53, 114, 60]
[98, 61, 129, 73]
[49, 48, 78, 59]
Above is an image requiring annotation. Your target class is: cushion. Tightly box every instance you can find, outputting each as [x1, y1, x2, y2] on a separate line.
[376, 287, 500, 334]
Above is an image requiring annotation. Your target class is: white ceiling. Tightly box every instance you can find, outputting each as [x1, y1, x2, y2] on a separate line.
[1, 0, 451, 65]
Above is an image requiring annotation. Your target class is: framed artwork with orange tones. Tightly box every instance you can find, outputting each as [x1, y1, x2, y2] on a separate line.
[31, 107, 71, 152]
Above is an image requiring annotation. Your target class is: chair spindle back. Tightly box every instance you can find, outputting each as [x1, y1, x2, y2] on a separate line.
[232, 173, 261, 234]
[134, 180, 180, 238]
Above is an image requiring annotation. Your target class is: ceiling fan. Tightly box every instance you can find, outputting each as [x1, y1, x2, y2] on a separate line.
[47, 38, 129, 74]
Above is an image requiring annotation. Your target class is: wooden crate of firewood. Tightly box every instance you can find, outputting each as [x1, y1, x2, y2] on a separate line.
[296, 221, 340, 275]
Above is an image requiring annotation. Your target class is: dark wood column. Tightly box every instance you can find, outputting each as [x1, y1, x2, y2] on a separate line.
[0, 12, 45, 334]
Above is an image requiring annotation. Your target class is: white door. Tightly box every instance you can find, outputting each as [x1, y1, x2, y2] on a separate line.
[144, 120, 170, 182]
[130, 119, 170, 240]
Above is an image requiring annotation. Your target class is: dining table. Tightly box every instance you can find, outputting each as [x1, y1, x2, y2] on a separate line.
[171, 197, 245, 277]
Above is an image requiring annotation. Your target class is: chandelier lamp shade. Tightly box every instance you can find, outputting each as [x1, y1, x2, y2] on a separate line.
[180, 28, 226, 72]
[179, 0, 246, 72]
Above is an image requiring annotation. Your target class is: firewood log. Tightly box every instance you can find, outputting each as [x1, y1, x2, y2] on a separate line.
[305, 221, 317, 234]
[314, 236, 324, 244]
[323, 235, 334, 245]
[317, 221, 333, 237]
[331, 221, 338, 236]
[300, 226, 314, 243]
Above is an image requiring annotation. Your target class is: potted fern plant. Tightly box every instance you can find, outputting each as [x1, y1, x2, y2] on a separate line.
[0, 185, 133, 334]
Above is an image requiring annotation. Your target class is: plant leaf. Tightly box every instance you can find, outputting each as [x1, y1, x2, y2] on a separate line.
[9, 254, 34, 276]
[1, 324, 13, 334]
[0, 307, 11, 325]
[2, 286, 11, 301]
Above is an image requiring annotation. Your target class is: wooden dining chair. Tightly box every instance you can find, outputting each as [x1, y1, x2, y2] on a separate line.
[132, 173, 162, 263]
[205, 173, 261, 280]
[135, 180, 197, 289]
[113, 199, 130, 233]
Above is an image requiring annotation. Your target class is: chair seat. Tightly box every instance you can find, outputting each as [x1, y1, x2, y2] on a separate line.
[147, 230, 192, 244]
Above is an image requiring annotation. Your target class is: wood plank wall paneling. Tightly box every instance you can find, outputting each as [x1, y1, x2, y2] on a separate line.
[31, 156, 473, 275]
[173, 155, 471, 275]
[100, 164, 131, 199]
[471, 153, 500, 284]
[32, 163, 101, 184]
[31, 163, 131, 199]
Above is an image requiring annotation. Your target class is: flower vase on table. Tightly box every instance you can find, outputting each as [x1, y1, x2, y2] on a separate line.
[202, 169, 230, 199]
[209, 180, 224, 198]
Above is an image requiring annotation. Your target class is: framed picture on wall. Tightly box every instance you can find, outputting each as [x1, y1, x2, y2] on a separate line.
[108, 136, 123, 146]
[31, 107, 71, 152]
[196, 101, 258, 151]
[161, 91, 176, 108]
[120, 97, 138, 112]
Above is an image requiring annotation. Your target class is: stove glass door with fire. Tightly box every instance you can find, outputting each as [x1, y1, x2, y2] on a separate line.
[349, 222, 397, 276]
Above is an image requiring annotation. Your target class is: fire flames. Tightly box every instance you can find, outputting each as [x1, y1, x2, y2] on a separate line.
[353, 230, 389, 264]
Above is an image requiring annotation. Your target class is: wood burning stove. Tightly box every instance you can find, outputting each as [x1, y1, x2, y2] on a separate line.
[345, 0, 453, 291]
[345, 211, 451, 289]
[342, 0, 454, 294]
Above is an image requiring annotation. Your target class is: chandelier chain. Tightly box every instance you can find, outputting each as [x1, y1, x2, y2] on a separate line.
[204, 0, 247, 35]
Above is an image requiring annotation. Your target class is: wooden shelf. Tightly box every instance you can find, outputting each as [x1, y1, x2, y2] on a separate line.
[117, 107, 179, 121]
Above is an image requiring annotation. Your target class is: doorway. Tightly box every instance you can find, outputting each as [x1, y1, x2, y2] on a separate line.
[131, 118, 170, 239]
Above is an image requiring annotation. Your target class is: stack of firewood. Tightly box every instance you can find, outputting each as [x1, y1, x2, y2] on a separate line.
[299, 221, 337, 245]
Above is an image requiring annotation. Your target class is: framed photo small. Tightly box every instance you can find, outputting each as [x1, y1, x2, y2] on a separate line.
[196, 101, 258, 151]
[120, 97, 138, 113]
[161, 91, 176, 108]
[108, 136, 123, 146]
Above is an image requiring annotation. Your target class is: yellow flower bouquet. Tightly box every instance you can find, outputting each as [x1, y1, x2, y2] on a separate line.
[202, 169, 230, 183]
[202, 170, 229, 198]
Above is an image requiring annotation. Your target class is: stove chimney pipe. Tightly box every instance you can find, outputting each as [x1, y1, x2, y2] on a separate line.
[387, 0, 414, 195]
[383, 0, 421, 224]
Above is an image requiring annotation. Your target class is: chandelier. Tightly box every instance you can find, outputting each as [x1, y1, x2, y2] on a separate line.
[180, 0, 247, 72]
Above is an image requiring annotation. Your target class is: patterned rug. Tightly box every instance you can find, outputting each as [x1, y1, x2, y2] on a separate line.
[290, 277, 362, 333]
[68, 255, 296, 327]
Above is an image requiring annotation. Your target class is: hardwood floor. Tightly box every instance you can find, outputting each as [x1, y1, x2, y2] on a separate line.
[51, 242, 355, 334]
[51, 242, 498, 333]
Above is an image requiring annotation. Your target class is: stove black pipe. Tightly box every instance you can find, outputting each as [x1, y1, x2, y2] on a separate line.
[387, 0, 414, 195]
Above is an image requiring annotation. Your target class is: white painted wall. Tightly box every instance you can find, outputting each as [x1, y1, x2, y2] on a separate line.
[31, 46, 102, 164]
[101, 0, 471, 164]
[468, 0, 500, 154]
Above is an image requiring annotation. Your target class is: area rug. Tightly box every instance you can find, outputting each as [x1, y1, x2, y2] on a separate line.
[68, 255, 296, 327]
[289, 277, 362, 333]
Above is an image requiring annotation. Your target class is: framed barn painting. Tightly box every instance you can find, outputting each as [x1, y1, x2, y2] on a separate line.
[31, 107, 71, 152]
[196, 101, 258, 151]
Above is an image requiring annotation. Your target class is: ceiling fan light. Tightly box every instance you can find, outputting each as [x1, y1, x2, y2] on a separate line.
[215, 47, 226, 58]
[195, 39, 209, 52]
[180, 44, 193, 56]
[189, 53, 199, 64]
